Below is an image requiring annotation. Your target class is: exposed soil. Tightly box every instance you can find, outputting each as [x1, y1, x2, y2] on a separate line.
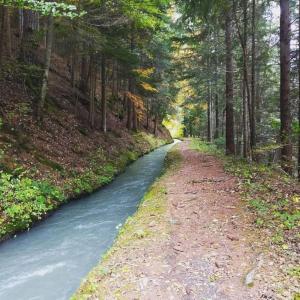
[76, 141, 299, 300]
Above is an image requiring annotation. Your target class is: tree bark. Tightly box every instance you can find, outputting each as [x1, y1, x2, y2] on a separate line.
[251, 0, 256, 148]
[38, 15, 53, 122]
[127, 81, 132, 130]
[280, 0, 293, 174]
[207, 82, 212, 142]
[89, 56, 97, 129]
[80, 55, 89, 94]
[101, 55, 107, 133]
[154, 114, 158, 135]
[20, 9, 38, 63]
[0, 6, 12, 65]
[146, 98, 150, 130]
[132, 104, 138, 131]
[298, 0, 300, 180]
[243, 80, 251, 158]
[127, 27, 135, 131]
[215, 93, 219, 139]
[225, 9, 235, 155]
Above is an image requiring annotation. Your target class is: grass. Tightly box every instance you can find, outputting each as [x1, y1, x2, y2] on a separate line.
[72, 146, 182, 300]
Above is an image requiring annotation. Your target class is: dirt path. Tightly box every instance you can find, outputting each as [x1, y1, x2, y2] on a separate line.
[121, 141, 272, 300]
[75, 141, 296, 300]
[147, 142, 272, 300]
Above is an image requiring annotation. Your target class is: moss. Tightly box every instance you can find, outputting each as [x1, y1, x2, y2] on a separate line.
[72, 147, 182, 300]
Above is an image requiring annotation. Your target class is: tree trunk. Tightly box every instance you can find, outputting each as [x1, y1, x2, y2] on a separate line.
[146, 98, 150, 130]
[215, 93, 219, 139]
[20, 9, 38, 63]
[101, 55, 107, 133]
[251, 0, 256, 148]
[280, 0, 293, 174]
[154, 114, 158, 135]
[127, 26, 135, 131]
[38, 15, 53, 122]
[243, 80, 251, 158]
[225, 9, 235, 155]
[127, 80, 132, 130]
[0, 6, 4, 66]
[298, 0, 300, 180]
[112, 60, 118, 98]
[233, 0, 253, 156]
[242, 0, 252, 160]
[5, 7, 11, 58]
[80, 55, 89, 94]
[89, 56, 97, 129]
[132, 104, 138, 131]
[71, 53, 79, 116]
[0, 6, 12, 65]
[207, 83, 212, 142]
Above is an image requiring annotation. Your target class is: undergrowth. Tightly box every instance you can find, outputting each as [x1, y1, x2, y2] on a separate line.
[0, 111, 170, 240]
[190, 138, 300, 251]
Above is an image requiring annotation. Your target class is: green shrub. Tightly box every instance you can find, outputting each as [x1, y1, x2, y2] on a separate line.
[0, 172, 64, 237]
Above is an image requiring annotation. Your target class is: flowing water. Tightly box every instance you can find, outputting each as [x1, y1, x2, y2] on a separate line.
[0, 142, 177, 300]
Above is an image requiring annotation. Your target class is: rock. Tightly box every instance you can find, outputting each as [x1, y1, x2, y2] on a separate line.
[173, 246, 184, 253]
[170, 219, 182, 225]
[227, 234, 239, 241]
[244, 254, 264, 287]
[149, 221, 156, 227]
[245, 268, 256, 287]
[139, 277, 149, 290]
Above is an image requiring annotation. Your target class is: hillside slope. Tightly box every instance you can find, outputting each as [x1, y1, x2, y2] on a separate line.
[0, 60, 172, 241]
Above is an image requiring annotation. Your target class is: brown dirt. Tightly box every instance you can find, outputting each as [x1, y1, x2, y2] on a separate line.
[83, 141, 299, 300]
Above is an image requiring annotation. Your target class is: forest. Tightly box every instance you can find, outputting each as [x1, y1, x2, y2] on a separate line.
[0, 0, 299, 299]
[0, 0, 299, 174]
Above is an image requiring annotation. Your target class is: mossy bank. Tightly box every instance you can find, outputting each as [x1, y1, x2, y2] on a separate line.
[0, 131, 172, 242]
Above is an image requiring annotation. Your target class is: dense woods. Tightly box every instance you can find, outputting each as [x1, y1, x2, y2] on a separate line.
[0, 0, 173, 132]
[175, 0, 300, 178]
[0, 1, 299, 299]
[0, 0, 300, 177]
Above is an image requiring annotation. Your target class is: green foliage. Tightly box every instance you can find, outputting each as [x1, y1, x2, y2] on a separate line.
[1, 0, 84, 18]
[190, 139, 222, 156]
[0, 171, 64, 238]
[68, 166, 117, 196]
[66, 133, 168, 198]
[121, 0, 169, 29]
[0, 129, 168, 239]
[249, 199, 268, 214]
[288, 267, 300, 279]
[273, 211, 300, 230]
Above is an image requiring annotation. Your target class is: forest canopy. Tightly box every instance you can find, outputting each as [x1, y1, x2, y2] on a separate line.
[0, 0, 299, 178]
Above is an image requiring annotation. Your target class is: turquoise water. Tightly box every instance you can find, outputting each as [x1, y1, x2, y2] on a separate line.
[0, 142, 176, 300]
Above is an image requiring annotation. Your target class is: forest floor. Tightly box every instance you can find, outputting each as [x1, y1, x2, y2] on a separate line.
[74, 140, 299, 300]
